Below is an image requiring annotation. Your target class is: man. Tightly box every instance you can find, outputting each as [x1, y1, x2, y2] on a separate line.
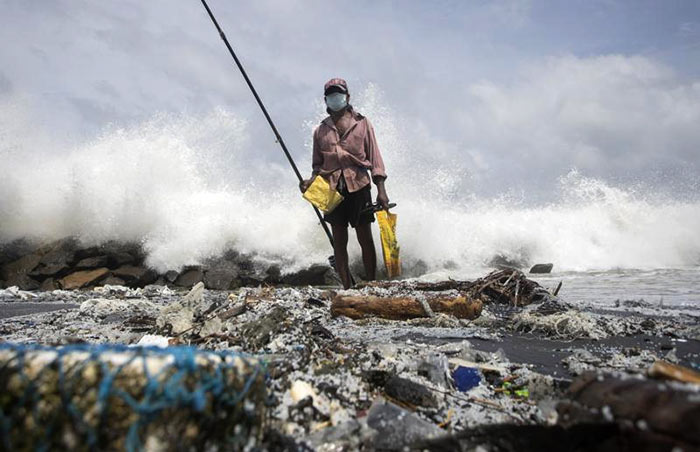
[300, 78, 391, 289]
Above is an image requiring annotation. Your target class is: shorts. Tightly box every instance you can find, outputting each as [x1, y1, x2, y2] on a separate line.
[323, 183, 374, 228]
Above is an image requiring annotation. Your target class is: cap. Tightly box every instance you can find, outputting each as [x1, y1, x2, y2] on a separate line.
[324, 78, 348, 95]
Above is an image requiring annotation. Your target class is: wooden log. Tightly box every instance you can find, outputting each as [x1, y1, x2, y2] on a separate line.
[330, 294, 482, 320]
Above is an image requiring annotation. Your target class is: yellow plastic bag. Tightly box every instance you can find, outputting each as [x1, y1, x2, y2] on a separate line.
[302, 175, 344, 213]
[376, 210, 401, 278]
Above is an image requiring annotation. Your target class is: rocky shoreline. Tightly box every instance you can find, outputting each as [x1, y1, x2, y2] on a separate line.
[0, 237, 335, 291]
[1, 269, 699, 450]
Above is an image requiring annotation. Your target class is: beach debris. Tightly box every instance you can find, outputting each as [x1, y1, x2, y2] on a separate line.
[412, 423, 621, 452]
[0, 342, 266, 451]
[331, 294, 482, 320]
[376, 209, 402, 278]
[452, 366, 481, 392]
[513, 308, 606, 340]
[557, 372, 700, 450]
[155, 282, 205, 334]
[383, 375, 438, 408]
[417, 354, 451, 388]
[0, 285, 38, 300]
[134, 334, 170, 347]
[648, 360, 700, 384]
[530, 263, 554, 274]
[366, 398, 444, 450]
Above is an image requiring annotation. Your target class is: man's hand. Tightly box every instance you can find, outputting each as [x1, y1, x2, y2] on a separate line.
[299, 177, 314, 193]
[376, 191, 390, 210]
[374, 177, 390, 210]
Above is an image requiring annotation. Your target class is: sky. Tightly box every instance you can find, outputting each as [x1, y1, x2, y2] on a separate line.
[1, 0, 700, 201]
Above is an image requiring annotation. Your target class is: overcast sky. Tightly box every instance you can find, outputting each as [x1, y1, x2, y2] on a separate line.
[1, 0, 699, 201]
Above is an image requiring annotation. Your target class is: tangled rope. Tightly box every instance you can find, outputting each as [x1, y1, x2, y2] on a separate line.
[0, 342, 266, 451]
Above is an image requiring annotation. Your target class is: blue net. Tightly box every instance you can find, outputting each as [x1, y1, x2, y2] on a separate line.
[0, 342, 267, 451]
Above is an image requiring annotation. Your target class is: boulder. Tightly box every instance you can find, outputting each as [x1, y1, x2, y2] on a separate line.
[100, 276, 126, 286]
[1, 253, 42, 281]
[174, 268, 204, 287]
[112, 265, 157, 287]
[6, 274, 40, 291]
[75, 255, 110, 269]
[164, 270, 179, 283]
[281, 264, 334, 286]
[203, 267, 237, 290]
[108, 252, 137, 268]
[29, 263, 73, 278]
[60, 268, 110, 290]
[39, 278, 58, 291]
[37, 238, 77, 268]
[530, 263, 554, 274]
[0, 239, 38, 266]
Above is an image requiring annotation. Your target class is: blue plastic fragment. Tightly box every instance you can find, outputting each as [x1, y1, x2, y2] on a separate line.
[452, 366, 480, 392]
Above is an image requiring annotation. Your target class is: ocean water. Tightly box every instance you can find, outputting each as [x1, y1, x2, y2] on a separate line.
[1, 88, 699, 308]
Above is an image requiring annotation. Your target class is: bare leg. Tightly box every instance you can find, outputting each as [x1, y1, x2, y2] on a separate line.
[331, 223, 351, 289]
[355, 223, 377, 281]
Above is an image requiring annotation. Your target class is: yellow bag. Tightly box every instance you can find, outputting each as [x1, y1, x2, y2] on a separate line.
[302, 175, 344, 213]
[376, 210, 401, 278]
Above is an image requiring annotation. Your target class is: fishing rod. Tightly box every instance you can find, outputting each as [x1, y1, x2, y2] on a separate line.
[199, 0, 355, 284]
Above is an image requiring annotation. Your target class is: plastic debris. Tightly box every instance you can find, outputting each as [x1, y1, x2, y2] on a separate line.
[453, 366, 481, 392]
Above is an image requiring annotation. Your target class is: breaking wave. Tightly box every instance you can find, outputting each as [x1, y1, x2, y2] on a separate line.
[1, 91, 699, 275]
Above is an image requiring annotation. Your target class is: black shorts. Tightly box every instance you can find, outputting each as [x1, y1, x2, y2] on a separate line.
[323, 183, 374, 228]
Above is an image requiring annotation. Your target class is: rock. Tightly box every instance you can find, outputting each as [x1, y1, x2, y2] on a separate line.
[60, 268, 110, 290]
[281, 264, 334, 286]
[0, 239, 38, 267]
[203, 267, 237, 290]
[174, 268, 204, 287]
[75, 255, 110, 269]
[164, 270, 179, 283]
[0, 253, 42, 281]
[6, 274, 40, 291]
[37, 238, 77, 268]
[383, 376, 437, 408]
[112, 265, 157, 287]
[28, 263, 69, 278]
[530, 263, 554, 274]
[108, 252, 137, 267]
[39, 278, 58, 291]
[101, 276, 126, 286]
[488, 253, 528, 270]
[366, 398, 443, 450]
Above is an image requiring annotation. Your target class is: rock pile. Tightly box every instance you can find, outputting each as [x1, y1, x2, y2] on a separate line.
[0, 237, 335, 291]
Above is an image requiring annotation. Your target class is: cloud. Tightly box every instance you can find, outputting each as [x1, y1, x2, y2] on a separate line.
[452, 55, 700, 193]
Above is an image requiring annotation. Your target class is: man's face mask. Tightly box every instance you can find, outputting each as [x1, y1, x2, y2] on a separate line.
[325, 93, 348, 112]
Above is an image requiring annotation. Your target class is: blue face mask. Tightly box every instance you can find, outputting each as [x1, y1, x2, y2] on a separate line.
[325, 93, 348, 112]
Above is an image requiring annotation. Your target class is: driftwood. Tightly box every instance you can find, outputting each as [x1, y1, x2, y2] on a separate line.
[557, 372, 700, 449]
[356, 269, 557, 307]
[330, 294, 482, 320]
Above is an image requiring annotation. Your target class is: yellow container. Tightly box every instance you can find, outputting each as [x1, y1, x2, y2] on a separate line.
[302, 175, 344, 213]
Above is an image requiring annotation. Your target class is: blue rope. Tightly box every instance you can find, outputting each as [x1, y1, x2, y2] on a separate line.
[0, 342, 266, 451]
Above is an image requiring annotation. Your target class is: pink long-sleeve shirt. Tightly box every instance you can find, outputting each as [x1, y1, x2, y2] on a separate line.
[312, 108, 387, 193]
